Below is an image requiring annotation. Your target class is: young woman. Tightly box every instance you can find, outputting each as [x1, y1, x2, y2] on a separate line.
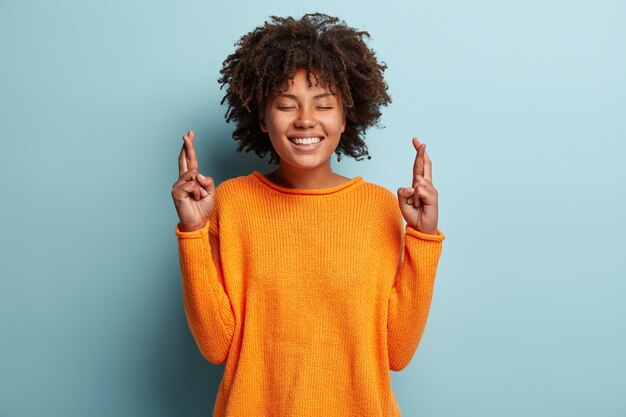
[171, 13, 445, 416]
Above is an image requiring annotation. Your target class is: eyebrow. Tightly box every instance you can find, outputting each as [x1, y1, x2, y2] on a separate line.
[276, 93, 334, 99]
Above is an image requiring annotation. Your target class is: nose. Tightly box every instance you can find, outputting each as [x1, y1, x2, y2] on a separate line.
[294, 106, 316, 128]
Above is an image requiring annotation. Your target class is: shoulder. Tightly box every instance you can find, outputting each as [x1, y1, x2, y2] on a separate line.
[208, 174, 257, 233]
[355, 179, 402, 220]
[358, 180, 398, 207]
[212, 172, 268, 211]
[357, 180, 403, 236]
[214, 173, 257, 198]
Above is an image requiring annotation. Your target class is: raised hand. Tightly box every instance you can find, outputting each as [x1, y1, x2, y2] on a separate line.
[171, 130, 216, 232]
[397, 137, 439, 234]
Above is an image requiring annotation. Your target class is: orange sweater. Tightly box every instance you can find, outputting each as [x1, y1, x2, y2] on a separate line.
[175, 171, 445, 416]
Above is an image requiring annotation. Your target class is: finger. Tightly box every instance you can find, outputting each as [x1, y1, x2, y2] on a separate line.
[172, 167, 198, 189]
[397, 187, 415, 206]
[407, 189, 420, 208]
[178, 143, 187, 176]
[412, 138, 425, 188]
[413, 175, 432, 187]
[412, 168, 428, 209]
[173, 180, 198, 200]
[179, 179, 203, 201]
[424, 147, 432, 182]
[413, 176, 433, 207]
[183, 130, 199, 172]
[178, 130, 195, 175]
[416, 185, 438, 204]
[412, 136, 422, 151]
[197, 173, 215, 192]
[412, 193, 422, 209]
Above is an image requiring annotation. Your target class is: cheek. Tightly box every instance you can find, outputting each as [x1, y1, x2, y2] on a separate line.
[266, 113, 291, 131]
[265, 116, 291, 145]
[323, 115, 346, 133]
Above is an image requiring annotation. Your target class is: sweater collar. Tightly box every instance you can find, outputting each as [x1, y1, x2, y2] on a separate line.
[251, 171, 364, 196]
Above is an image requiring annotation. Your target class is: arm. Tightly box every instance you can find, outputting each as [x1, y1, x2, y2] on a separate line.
[387, 222, 445, 371]
[175, 220, 235, 364]
[172, 130, 234, 364]
[390, 136, 444, 371]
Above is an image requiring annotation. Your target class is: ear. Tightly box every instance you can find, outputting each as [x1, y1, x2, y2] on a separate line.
[341, 113, 346, 133]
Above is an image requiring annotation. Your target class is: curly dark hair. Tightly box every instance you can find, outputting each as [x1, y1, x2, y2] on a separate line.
[218, 12, 392, 164]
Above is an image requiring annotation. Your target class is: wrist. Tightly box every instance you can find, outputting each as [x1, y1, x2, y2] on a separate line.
[178, 222, 206, 232]
[409, 224, 438, 235]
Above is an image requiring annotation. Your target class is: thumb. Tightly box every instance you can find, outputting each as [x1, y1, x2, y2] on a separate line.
[196, 173, 215, 198]
[197, 173, 215, 196]
[397, 187, 414, 205]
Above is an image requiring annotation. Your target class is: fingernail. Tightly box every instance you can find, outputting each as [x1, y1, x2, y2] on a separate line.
[201, 189, 208, 197]
[198, 173, 205, 180]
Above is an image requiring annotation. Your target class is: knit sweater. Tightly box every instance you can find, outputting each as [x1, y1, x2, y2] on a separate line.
[174, 171, 445, 417]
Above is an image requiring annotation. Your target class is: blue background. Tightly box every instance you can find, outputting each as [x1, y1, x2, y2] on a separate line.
[1, 0, 625, 416]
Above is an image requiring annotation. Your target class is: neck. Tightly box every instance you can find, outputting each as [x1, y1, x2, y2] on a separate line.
[268, 162, 341, 189]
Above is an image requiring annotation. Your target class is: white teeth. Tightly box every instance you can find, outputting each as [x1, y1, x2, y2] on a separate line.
[290, 137, 322, 145]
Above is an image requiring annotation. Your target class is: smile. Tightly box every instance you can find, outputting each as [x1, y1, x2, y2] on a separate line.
[288, 137, 324, 146]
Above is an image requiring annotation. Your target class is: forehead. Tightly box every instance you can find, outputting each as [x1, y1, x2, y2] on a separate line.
[270, 69, 340, 98]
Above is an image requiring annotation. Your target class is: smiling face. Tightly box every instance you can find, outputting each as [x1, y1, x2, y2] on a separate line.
[259, 67, 346, 172]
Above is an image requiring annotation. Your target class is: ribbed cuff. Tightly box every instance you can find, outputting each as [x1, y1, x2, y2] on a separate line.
[174, 221, 210, 239]
[405, 224, 445, 242]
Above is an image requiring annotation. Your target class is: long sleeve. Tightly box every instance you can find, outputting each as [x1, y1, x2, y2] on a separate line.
[176, 172, 446, 416]
[387, 223, 445, 371]
[175, 220, 235, 364]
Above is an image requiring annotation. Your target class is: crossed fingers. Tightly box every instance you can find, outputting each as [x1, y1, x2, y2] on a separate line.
[409, 137, 433, 207]
[178, 130, 198, 177]
[412, 137, 432, 183]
